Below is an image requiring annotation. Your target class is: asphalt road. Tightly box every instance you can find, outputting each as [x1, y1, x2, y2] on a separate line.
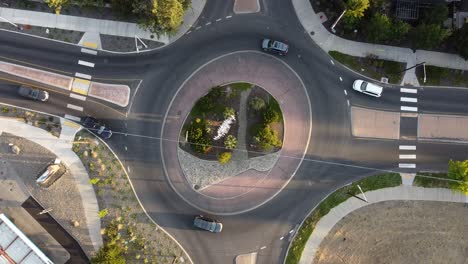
[0, 0, 468, 263]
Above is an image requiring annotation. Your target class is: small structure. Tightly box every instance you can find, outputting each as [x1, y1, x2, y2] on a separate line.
[395, 0, 420, 20]
[0, 214, 53, 264]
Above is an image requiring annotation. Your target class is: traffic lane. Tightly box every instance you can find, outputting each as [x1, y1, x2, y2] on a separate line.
[416, 141, 468, 171]
[419, 87, 468, 115]
[194, 0, 234, 26]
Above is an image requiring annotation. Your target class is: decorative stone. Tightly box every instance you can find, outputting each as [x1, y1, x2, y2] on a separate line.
[72, 220, 80, 227]
[10, 144, 20, 155]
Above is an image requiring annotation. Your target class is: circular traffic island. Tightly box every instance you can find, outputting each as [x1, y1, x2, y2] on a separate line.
[179, 82, 284, 190]
[161, 51, 311, 214]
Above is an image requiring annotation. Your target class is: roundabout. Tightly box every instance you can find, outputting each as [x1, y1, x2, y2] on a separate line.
[161, 51, 312, 215]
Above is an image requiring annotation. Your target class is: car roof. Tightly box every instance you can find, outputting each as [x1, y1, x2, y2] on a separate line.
[364, 82, 383, 94]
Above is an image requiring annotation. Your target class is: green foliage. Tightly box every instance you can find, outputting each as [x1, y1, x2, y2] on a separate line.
[411, 23, 449, 50]
[192, 96, 214, 116]
[186, 118, 213, 153]
[344, 0, 369, 19]
[249, 96, 266, 111]
[44, 0, 69, 14]
[218, 152, 232, 164]
[224, 135, 237, 149]
[422, 4, 448, 25]
[389, 19, 410, 43]
[90, 177, 100, 185]
[448, 160, 468, 194]
[2, 107, 9, 113]
[452, 24, 468, 60]
[98, 209, 109, 218]
[230, 82, 252, 91]
[92, 220, 125, 264]
[365, 13, 391, 42]
[255, 125, 282, 151]
[223, 107, 236, 119]
[262, 99, 283, 124]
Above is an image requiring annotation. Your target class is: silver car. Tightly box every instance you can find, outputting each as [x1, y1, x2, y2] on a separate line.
[193, 215, 223, 233]
[18, 85, 49, 101]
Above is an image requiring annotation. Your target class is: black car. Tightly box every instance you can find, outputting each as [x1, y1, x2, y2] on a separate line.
[193, 215, 223, 233]
[261, 38, 289, 56]
[82, 116, 113, 139]
[18, 85, 49, 101]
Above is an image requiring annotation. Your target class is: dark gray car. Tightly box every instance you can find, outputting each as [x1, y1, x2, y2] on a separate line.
[18, 85, 49, 101]
[261, 38, 289, 56]
[193, 215, 223, 233]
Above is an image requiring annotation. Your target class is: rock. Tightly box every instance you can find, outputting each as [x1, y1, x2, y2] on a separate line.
[72, 220, 80, 227]
[83, 151, 88, 157]
[10, 145, 20, 155]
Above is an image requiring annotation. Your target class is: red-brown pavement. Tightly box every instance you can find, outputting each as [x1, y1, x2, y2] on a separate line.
[161, 51, 312, 214]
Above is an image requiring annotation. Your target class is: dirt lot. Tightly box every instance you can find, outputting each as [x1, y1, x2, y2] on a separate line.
[314, 200, 468, 264]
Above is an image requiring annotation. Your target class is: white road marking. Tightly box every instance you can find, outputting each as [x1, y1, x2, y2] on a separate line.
[75, 72, 92, 80]
[344, 90, 347, 95]
[280, 236, 284, 240]
[78, 60, 95, 68]
[347, 99, 350, 106]
[260, 246, 266, 250]
[399, 163, 416, 168]
[69, 93, 86, 101]
[339, 77, 343, 81]
[205, 22, 211, 26]
[127, 166, 131, 172]
[330, 60, 335, 65]
[399, 145, 416, 150]
[400, 97, 418, 103]
[401, 106, 418, 112]
[80, 48, 97, 55]
[64, 114, 81, 122]
[125, 146, 128, 151]
[66, 103, 83, 112]
[216, 18, 222, 22]
[401, 88, 418, 94]
[195, 26, 201, 30]
[226, 15, 232, 19]
[289, 229, 294, 234]
[399, 154, 416, 159]
[186, 30, 192, 35]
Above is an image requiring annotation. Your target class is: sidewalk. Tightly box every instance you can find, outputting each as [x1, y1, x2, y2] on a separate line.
[299, 179, 468, 264]
[0, 0, 205, 52]
[0, 117, 103, 252]
[292, 0, 468, 86]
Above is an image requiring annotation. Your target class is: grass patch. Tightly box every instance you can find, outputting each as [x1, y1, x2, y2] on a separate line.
[416, 65, 468, 87]
[230, 82, 253, 91]
[413, 172, 452, 189]
[329, 51, 405, 84]
[267, 96, 283, 122]
[286, 173, 401, 264]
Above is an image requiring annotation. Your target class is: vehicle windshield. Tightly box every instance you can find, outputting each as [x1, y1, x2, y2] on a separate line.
[360, 82, 368, 91]
[31, 90, 39, 97]
[98, 126, 105, 134]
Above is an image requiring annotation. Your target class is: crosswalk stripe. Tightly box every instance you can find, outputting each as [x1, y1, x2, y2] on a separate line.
[66, 104, 83, 112]
[399, 154, 416, 159]
[75, 72, 92, 80]
[78, 60, 95, 67]
[400, 88, 417, 94]
[64, 114, 81, 122]
[401, 106, 418, 112]
[399, 163, 416, 168]
[399, 145, 416, 150]
[400, 97, 417, 103]
[70, 93, 86, 101]
[80, 48, 98, 55]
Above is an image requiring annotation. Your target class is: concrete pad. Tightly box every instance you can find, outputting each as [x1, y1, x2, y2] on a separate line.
[351, 106, 400, 139]
[234, 0, 260, 14]
[418, 114, 468, 141]
[235, 252, 257, 264]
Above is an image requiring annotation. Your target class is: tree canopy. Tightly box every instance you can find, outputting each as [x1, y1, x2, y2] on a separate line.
[453, 24, 468, 60]
[448, 160, 468, 194]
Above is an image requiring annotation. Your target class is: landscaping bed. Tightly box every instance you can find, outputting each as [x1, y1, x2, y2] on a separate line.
[416, 65, 468, 87]
[0, 104, 61, 137]
[73, 131, 188, 263]
[413, 172, 452, 189]
[329, 51, 405, 84]
[0, 22, 84, 44]
[286, 173, 402, 264]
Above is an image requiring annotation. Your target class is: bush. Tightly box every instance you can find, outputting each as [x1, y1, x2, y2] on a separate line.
[255, 125, 282, 151]
[98, 209, 108, 218]
[448, 160, 468, 194]
[218, 152, 232, 164]
[223, 107, 236, 119]
[422, 4, 448, 25]
[262, 100, 282, 124]
[411, 23, 449, 50]
[224, 135, 237, 149]
[453, 24, 468, 60]
[192, 136, 212, 153]
[249, 96, 266, 111]
[186, 119, 213, 153]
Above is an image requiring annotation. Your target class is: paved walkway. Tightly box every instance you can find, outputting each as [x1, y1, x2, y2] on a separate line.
[299, 176, 468, 264]
[0, 0, 205, 51]
[292, 0, 468, 86]
[0, 117, 103, 252]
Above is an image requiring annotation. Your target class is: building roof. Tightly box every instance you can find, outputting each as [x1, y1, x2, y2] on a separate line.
[0, 214, 53, 264]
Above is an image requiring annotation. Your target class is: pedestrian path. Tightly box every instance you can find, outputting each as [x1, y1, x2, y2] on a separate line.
[298, 180, 468, 264]
[292, 0, 468, 86]
[0, 116, 103, 252]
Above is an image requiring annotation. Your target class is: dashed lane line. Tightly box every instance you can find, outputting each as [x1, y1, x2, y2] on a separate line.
[344, 89, 347, 95]
[216, 18, 222, 22]
[226, 15, 232, 19]
[205, 22, 211, 26]
[66, 103, 83, 112]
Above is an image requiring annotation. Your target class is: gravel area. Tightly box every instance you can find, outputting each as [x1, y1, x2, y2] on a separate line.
[0, 133, 94, 257]
[0, 22, 85, 44]
[0, 104, 61, 137]
[100, 34, 164, 53]
[314, 200, 468, 264]
[178, 146, 280, 189]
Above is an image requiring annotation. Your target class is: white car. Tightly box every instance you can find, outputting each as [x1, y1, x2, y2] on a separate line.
[352, 80, 383, 97]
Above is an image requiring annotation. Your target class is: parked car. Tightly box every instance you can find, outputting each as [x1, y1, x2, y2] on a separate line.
[352, 80, 383, 97]
[82, 116, 113, 139]
[193, 215, 223, 233]
[36, 164, 65, 188]
[18, 85, 49, 101]
[261, 38, 289, 56]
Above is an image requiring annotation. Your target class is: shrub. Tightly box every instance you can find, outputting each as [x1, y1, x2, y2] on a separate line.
[218, 152, 232, 164]
[453, 24, 468, 60]
[98, 209, 109, 218]
[224, 135, 237, 149]
[249, 96, 266, 111]
[223, 107, 236, 119]
[255, 125, 282, 151]
[411, 23, 449, 50]
[89, 177, 100, 185]
[192, 136, 212, 153]
[344, 0, 369, 19]
[262, 101, 282, 124]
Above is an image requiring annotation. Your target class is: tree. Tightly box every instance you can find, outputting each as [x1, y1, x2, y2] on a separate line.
[218, 152, 232, 164]
[223, 107, 236, 119]
[224, 135, 237, 149]
[344, 0, 370, 19]
[389, 19, 410, 43]
[365, 13, 391, 42]
[255, 125, 282, 151]
[249, 97, 266, 111]
[447, 160, 468, 194]
[411, 23, 448, 50]
[453, 24, 468, 60]
[262, 105, 281, 124]
[422, 4, 449, 26]
[156, 0, 185, 32]
[44, 0, 68, 14]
